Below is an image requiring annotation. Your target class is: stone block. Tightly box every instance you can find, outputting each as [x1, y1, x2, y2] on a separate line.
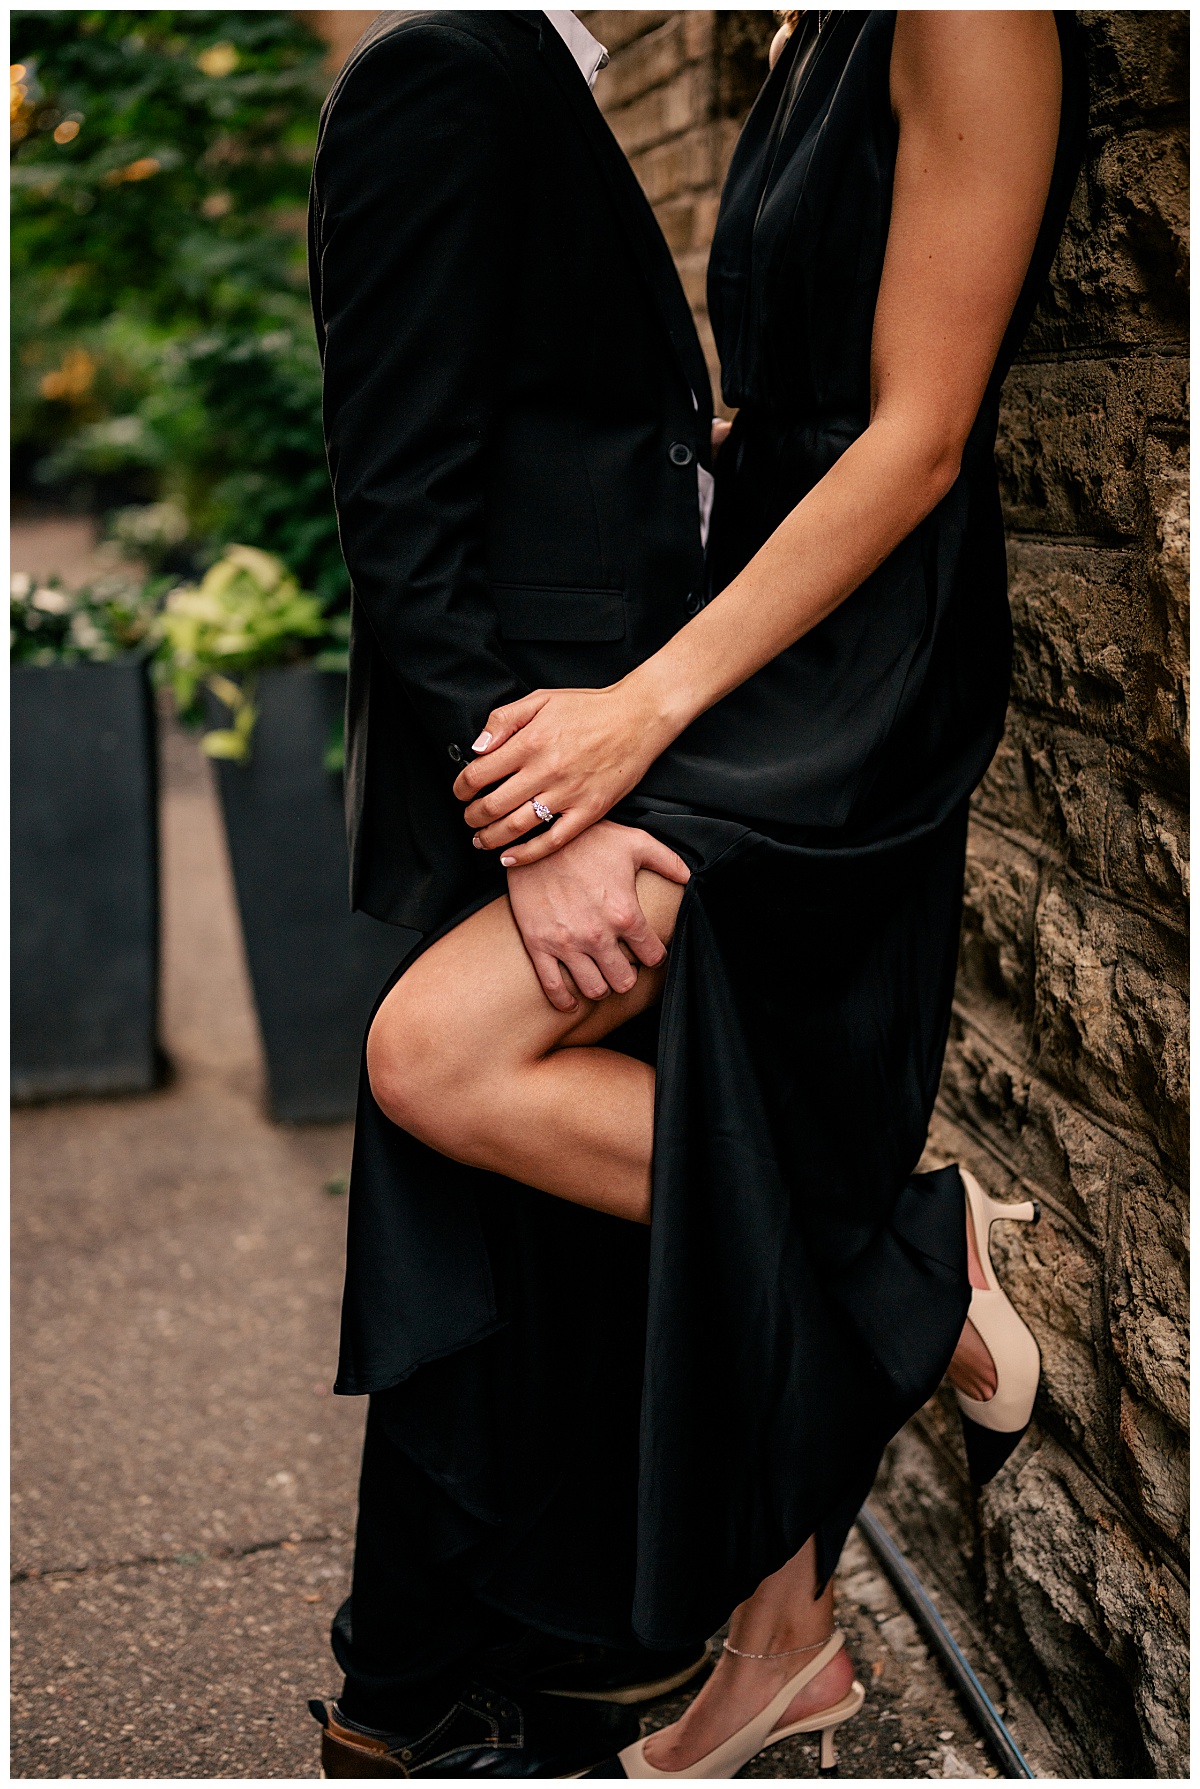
[1032, 875, 1188, 1159]
[1092, 126, 1189, 324]
[1007, 542, 1186, 766]
[981, 1439, 1185, 1776]
[1024, 723, 1110, 886]
[976, 716, 1124, 893]
[674, 246, 709, 311]
[693, 191, 721, 247]
[979, 718, 1188, 921]
[971, 718, 1043, 844]
[1144, 424, 1190, 669]
[1104, 753, 1189, 910]
[1091, 1514, 1189, 1778]
[958, 826, 1040, 1018]
[579, 11, 673, 56]
[1080, 10, 1189, 124]
[1029, 124, 1189, 351]
[1020, 1079, 1115, 1232]
[1109, 1160, 1188, 1432]
[935, 1025, 1131, 1239]
[713, 116, 744, 185]
[1145, 354, 1190, 434]
[996, 360, 1149, 541]
[630, 125, 719, 205]
[593, 13, 691, 112]
[606, 64, 711, 157]
[680, 9, 715, 65]
[713, 12, 777, 122]
[654, 196, 699, 255]
[937, 1014, 1034, 1178]
[1118, 1389, 1188, 1543]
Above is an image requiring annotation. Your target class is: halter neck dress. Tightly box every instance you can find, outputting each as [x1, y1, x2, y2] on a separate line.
[335, 11, 1088, 1652]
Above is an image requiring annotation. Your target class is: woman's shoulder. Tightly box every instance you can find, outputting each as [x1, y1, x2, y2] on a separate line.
[890, 10, 1064, 114]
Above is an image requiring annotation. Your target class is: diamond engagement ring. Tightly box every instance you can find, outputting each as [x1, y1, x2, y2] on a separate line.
[531, 797, 555, 825]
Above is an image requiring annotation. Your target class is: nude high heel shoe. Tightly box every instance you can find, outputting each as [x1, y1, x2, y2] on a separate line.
[614, 1629, 865, 1779]
[956, 1168, 1042, 1485]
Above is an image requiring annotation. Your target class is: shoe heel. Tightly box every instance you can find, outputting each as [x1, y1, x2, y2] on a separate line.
[979, 1188, 1038, 1227]
[819, 1726, 839, 1774]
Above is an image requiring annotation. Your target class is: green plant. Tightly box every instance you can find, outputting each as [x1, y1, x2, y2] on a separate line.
[11, 13, 345, 598]
[11, 567, 163, 664]
[152, 543, 338, 761]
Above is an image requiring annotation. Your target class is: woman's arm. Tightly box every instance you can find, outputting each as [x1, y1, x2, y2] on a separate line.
[457, 10, 1062, 865]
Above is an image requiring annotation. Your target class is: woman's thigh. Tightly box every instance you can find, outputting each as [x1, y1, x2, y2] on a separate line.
[366, 869, 686, 1116]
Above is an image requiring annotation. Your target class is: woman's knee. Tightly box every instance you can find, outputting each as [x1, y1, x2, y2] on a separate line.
[366, 976, 467, 1138]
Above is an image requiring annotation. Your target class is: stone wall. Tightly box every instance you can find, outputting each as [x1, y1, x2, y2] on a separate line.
[585, 10, 1189, 1779]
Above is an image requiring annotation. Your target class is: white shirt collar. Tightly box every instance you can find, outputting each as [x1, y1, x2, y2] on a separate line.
[543, 11, 609, 88]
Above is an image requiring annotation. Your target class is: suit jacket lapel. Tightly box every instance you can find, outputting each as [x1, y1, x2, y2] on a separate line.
[530, 13, 714, 424]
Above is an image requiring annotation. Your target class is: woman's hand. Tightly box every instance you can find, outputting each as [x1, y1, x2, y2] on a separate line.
[452, 676, 680, 867]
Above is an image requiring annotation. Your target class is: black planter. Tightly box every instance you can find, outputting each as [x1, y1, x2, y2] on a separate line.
[11, 661, 160, 1101]
[211, 666, 415, 1122]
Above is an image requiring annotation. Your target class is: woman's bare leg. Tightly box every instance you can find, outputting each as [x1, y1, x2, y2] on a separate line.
[644, 1192, 993, 1766]
[643, 1536, 854, 1769]
[366, 869, 686, 1224]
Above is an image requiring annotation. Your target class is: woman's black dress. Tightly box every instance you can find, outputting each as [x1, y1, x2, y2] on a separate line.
[336, 11, 1088, 1656]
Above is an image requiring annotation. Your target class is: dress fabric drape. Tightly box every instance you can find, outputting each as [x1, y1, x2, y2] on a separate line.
[335, 10, 1088, 1650]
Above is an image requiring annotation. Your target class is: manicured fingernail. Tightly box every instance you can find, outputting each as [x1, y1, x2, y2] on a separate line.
[472, 731, 492, 752]
[500, 855, 516, 867]
[472, 835, 483, 849]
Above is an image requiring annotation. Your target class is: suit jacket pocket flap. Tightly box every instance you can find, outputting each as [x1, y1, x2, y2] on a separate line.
[491, 584, 626, 642]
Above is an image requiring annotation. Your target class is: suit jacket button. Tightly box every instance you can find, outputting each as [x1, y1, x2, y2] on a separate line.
[684, 591, 703, 616]
[669, 441, 695, 466]
[448, 743, 463, 762]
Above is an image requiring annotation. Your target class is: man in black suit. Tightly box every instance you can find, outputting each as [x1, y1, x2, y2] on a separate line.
[306, 11, 714, 1775]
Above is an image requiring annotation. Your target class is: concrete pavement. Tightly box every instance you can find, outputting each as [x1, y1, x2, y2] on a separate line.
[12, 715, 365, 1776]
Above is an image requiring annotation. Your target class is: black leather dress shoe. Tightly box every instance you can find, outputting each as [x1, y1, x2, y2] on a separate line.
[310, 1683, 641, 1778]
[480, 1629, 712, 1707]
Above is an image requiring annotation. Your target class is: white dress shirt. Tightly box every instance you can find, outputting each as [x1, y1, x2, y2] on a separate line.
[543, 10, 609, 87]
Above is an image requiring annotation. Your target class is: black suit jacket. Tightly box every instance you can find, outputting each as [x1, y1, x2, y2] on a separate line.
[308, 10, 712, 932]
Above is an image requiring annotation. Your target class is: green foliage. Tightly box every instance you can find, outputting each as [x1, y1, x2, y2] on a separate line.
[11, 12, 346, 600]
[11, 567, 164, 665]
[151, 543, 335, 761]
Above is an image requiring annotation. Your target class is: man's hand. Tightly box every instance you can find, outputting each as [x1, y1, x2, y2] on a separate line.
[505, 821, 690, 1012]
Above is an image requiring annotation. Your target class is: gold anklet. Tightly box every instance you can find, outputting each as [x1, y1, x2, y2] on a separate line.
[722, 1626, 837, 1661]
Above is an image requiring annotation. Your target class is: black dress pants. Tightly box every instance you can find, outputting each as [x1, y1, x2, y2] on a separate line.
[333, 1397, 526, 1732]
